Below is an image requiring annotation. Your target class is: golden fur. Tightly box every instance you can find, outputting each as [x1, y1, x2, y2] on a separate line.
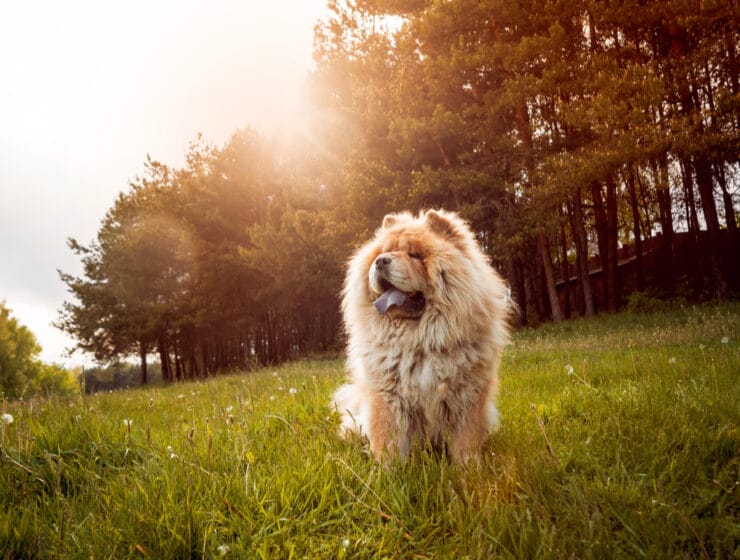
[332, 209, 510, 464]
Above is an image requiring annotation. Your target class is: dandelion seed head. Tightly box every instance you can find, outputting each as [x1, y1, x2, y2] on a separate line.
[1, 413, 13, 424]
[564, 364, 574, 376]
[288, 387, 297, 395]
[721, 336, 729, 344]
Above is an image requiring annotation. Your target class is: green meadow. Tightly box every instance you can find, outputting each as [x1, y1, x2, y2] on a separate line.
[1, 304, 737, 559]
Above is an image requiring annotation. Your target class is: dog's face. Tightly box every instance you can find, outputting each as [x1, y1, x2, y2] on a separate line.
[367, 228, 429, 318]
[361, 210, 471, 320]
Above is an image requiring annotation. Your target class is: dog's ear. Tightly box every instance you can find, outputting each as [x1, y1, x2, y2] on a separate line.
[425, 209, 459, 239]
[382, 214, 399, 229]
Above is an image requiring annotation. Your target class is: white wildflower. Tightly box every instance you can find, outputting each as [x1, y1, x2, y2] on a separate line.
[225, 405, 234, 413]
[342, 538, 350, 549]
[564, 364, 574, 376]
[668, 357, 677, 364]
[177, 394, 184, 399]
[1, 413, 13, 424]
[216, 544, 230, 556]
[122, 418, 133, 427]
[269, 395, 276, 401]
[272, 371, 278, 377]
[721, 336, 729, 344]
[288, 387, 297, 396]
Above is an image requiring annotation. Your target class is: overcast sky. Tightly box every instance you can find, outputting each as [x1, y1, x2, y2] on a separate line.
[0, 0, 328, 366]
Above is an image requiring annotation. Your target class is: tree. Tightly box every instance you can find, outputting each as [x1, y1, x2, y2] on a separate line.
[58, 0, 739, 373]
[1, 303, 75, 398]
[311, 0, 738, 316]
[58, 158, 190, 382]
[59, 130, 346, 378]
[0, 302, 40, 397]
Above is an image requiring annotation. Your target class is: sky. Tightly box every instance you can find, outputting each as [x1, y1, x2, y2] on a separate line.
[0, 0, 329, 366]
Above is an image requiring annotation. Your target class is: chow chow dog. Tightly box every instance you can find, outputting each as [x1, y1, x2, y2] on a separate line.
[332, 209, 510, 464]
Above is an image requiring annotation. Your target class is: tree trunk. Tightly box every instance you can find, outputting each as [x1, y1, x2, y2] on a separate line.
[570, 189, 595, 315]
[694, 156, 729, 299]
[559, 211, 571, 319]
[158, 332, 172, 382]
[509, 258, 527, 326]
[529, 246, 546, 322]
[195, 338, 206, 378]
[591, 179, 620, 311]
[716, 162, 737, 232]
[139, 341, 148, 385]
[680, 159, 701, 234]
[604, 176, 620, 311]
[624, 169, 645, 291]
[590, 181, 608, 274]
[694, 156, 721, 234]
[678, 158, 705, 291]
[651, 157, 675, 293]
[537, 232, 563, 322]
[174, 346, 183, 381]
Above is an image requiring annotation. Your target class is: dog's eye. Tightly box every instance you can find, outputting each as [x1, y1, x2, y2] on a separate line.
[408, 252, 423, 260]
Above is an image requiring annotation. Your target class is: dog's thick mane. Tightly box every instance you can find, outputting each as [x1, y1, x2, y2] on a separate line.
[342, 209, 509, 352]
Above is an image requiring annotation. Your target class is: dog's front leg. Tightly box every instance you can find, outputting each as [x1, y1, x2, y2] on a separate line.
[449, 387, 491, 465]
[368, 392, 411, 462]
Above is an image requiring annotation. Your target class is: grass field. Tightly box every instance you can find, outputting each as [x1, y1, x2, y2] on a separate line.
[1, 304, 738, 558]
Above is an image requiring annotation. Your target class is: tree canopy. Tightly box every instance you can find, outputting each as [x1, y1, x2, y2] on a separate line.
[59, 0, 738, 379]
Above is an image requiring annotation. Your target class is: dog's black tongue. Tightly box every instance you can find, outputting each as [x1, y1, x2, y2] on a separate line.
[374, 288, 408, 314]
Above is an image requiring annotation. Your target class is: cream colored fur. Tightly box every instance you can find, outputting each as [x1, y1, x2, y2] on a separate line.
[332, 209, 510, 464]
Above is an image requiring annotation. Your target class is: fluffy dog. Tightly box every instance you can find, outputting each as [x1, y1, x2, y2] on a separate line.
[332, 209, 510, 464]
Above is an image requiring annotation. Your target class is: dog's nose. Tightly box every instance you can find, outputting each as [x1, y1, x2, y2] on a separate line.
[375, 256, 391, 268]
